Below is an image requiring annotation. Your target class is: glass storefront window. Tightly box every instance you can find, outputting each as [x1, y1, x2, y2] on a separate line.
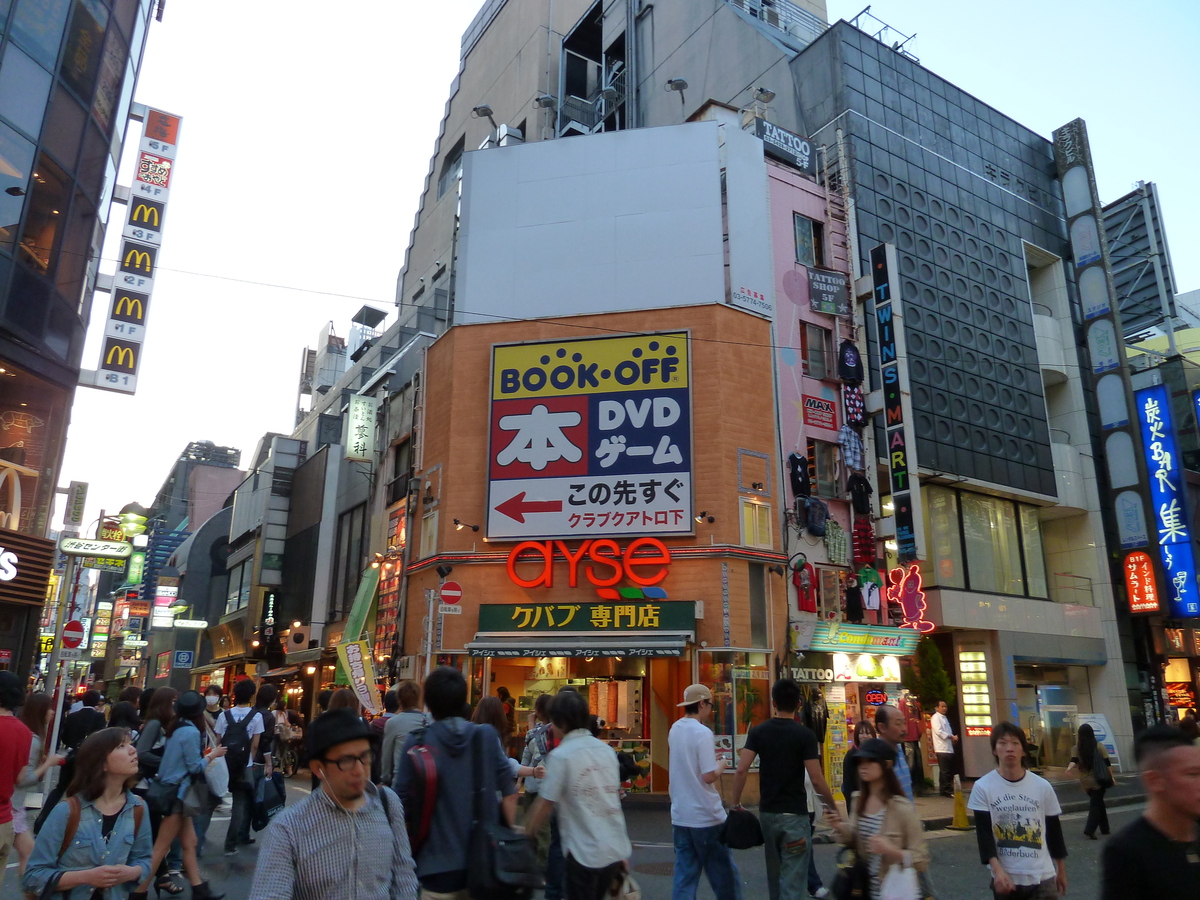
[18, 155, 69, 274]
[1020, 505, 1049, 599]
[90, 27, 127, 134]
[59, 0, 109, 103]
[922, 484, 965, 588]
[0, 124, 36, 253]
[700, 651, 770, 760]
[41, 86, 86, 171]
[54, 186, 93, 308]
[0, 46, 53, 139]
[10, 0, 73, 69]
[961, 493, 1024, 595]
[0, 360, 69, 535]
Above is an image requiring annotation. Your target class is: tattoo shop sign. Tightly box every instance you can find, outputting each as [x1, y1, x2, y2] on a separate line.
[487, 333, 692, 540]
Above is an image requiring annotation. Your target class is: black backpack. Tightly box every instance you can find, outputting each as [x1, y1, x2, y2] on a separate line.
[222, 708, 257, 775]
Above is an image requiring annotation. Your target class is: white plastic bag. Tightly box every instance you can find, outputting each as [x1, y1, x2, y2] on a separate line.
[205, 753, 230, 798]
[879, 865, 920, 900]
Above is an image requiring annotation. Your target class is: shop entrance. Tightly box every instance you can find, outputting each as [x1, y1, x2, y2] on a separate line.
[1014, 664, 1093, 769]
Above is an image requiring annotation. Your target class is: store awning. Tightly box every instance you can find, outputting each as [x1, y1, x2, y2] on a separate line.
[466, 632, 692, 658]
[286, 647, 325, 664]
[263, 666, 299, 678]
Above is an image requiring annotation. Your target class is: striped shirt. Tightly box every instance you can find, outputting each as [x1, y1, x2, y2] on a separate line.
[856, 807, 887, 900]
[249, 783, 418, 900]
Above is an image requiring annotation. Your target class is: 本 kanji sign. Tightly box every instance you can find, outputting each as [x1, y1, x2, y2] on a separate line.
[487, 333, 692, 539]
[1135, 384, 1198, 618]
[478, 600, 695, 632]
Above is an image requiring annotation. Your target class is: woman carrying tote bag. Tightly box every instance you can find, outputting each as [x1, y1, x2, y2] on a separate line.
[828, 739, 928, 900]
[132, 691, 225, 900]
[1065, 722, 1112, 839]
[22, 727, 153, 900]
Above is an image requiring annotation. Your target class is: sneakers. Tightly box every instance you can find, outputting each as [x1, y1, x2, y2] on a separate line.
[813, 889, 830, 899]
[223, 847, 238, 857]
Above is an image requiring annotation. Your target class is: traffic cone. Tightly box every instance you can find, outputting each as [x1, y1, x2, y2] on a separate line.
[947, 774, 972, 831]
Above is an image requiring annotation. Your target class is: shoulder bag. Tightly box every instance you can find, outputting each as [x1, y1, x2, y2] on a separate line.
[830, 845, 871, 900]
[465, 727, 543, 900]
[1092, 744, 1114, 789]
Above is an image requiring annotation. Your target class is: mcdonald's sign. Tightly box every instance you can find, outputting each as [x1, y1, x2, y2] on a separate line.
[100, 338, 140, 374]
[128, 199, 165, 232]
[111, 290, 149, 324]
[118, 240, 157, 277]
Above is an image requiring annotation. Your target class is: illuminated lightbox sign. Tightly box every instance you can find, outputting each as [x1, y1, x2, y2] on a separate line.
[1135, 384, 1199, 618]
[1124, 550, 1160, 614]
[831, 653, 902, 683]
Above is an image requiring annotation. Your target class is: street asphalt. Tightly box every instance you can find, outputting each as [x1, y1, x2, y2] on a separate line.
[0, 775, 1145, 899]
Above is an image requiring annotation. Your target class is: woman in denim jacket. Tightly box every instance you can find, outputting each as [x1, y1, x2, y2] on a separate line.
[133, 691, 225, 900]
[23, 727, 153, 900]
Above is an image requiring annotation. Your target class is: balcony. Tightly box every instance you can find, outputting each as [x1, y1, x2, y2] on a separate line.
[1041, 430, 1088, 518]
[1033, 305, 1068, 386]
[724, 0, 827, 44]
[1049, 572, 1094, 606]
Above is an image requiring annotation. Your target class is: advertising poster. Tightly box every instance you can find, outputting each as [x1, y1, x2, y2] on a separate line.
[487, 333, 692, 539]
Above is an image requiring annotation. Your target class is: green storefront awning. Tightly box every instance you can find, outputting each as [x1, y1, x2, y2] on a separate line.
[466, 632, 691, 658]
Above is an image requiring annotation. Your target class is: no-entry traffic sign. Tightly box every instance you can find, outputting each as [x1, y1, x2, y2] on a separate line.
[440, 581, 463, 604]
[62, 620, 84, 649]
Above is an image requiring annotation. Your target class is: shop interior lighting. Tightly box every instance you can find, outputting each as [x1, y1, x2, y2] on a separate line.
[306, 666, 317, 675]
[453, 518, 480, 532]
[694, 511, 714, 523]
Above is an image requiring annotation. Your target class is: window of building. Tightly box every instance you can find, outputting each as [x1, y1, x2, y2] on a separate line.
[961, 493, 1024, 595]
[59, 0, 109, 104]
[330, 504, 366, 620]
[800, 323, 831, 379]
[794, 213, 825, 268]
[437, 137, 464, 199]
[807, 439, 838, 498]
[10, 0, 73, 70]
[0, 124, 36, 253]
[1019, 505, 1049, 599]
[748, 563, 768, 648]
[387, 440, 411, 506]
[816, 565, 842, 622]
[0, 45, 53, 140]
[19, 154, 70, 274]
[741, 499, 772, 549]
[225, 560, 251, 615]
[923, 484, 965, 589]
[419, 510, 438, 559]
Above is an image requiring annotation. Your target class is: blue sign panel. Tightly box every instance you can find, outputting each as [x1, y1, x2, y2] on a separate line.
[1136, 384, 1199, 617]
[173, 650, 194, 669]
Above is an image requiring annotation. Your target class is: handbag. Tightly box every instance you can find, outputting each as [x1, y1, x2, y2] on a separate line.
[181, 779, 207, 817]
[879, 865, 920, 900]
[144, 778, 177, 816]
[205, 753, 229, 798]
[465, 727, 543, 899]
[720, 807, 764, 849]
[830, 846, 871, 900]
[1092, 745, 1114, 789]
[252, 771, 286, 831]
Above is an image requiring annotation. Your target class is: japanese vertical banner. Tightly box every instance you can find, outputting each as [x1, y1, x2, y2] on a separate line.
[487, 333, 693, 540]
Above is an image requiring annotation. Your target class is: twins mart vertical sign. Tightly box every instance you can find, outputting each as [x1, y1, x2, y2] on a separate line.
[487, 333, 692, 540]
[872, 243, 924, 563]
[93, 108, 182, 394]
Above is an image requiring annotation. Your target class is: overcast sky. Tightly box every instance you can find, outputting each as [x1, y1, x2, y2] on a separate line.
[57, 0, 1199, 536]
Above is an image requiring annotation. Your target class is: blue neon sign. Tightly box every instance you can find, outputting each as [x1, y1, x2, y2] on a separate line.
[1136, 384, 1199, 618]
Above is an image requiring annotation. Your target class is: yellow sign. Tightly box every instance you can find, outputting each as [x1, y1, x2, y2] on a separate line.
[492, 332, 690, 400]
[114, 294, 145, 320]
[131, 203, 160, 227]
[123, 248, 152, 273]
[39, 634, 54, 654]
[335, 639, 381, 714]
[105, 344, 135, 369]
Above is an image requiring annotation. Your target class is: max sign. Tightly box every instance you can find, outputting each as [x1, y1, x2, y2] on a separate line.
[507, 537, 671, 588]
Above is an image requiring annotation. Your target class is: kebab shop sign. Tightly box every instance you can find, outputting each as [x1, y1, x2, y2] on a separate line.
[507, 537, 671, 588]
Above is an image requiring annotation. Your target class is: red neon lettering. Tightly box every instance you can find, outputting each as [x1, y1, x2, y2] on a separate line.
[506, 541, 554, 588]
[623, 537, 671, 586]
[586, 539, 623, 587]
[554, 540, 592, 587]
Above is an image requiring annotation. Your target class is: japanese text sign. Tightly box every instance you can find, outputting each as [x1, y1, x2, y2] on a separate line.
[1124, 550, 1160, 614]
[345, 394, 378, 462]
[478, 600, 695, 632]
[487, 333, 692, 540]
[1135, 384, 1198, 618]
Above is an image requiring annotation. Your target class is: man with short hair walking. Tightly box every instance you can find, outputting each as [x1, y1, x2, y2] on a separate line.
[874, 705, 912, 799]
[669, 684, 741, 900]
[930, 700, 958, 798]
[215, 679, 264, 856]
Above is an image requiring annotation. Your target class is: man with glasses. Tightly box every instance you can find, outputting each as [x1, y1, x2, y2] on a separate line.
[669, 684, 742, 900]
[249, 707, 417, 900]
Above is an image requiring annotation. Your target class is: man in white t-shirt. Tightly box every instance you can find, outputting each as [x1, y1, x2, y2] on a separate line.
[931, 700, 958, 797]
[668, 684, 741, 900]
[968, 722, 1067, 899]
[527, 689, 631, 900]
[215, 678, 265, 856]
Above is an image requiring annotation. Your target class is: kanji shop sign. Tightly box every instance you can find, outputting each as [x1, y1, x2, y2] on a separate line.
[1124, 550, 1160, 614]
[506, 537, 672, 589]
[1135, 384, 1198, 617]
[487, 333, 692, 540]
[345, 394, 379, 462]
[478, 600, 695, 632]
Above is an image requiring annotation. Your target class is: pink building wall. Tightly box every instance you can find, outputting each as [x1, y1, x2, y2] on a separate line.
[188, 466, 245, 530]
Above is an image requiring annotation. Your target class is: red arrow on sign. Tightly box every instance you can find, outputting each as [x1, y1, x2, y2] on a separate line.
[440, 581, 462, 604]
[62, 620, 84, 649]
[494, 492, 563, 523]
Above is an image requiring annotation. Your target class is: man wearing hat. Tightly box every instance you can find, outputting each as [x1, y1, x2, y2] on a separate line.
[668, 684, 741, 900]
[249, 708, 418, 900]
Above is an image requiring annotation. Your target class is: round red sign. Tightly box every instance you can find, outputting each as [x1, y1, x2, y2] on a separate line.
[62, 620, 84, 649]
[439, 581, 463, 604]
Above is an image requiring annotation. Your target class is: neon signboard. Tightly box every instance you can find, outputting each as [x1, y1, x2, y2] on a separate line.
[1124, 550, 1160, 614]
[1135, 384, 1199, 617]
[888, 564, 934, 633]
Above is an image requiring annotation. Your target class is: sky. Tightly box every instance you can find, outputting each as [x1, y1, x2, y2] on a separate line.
[58, 0, 1200, 535]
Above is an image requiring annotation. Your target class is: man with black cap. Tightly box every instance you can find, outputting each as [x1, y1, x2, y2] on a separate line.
[249, 707, 417, 900]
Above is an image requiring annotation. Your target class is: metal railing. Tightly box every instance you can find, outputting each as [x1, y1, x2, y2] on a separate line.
[725, 0, 828, 44]
[1049, 572, 1094, 606]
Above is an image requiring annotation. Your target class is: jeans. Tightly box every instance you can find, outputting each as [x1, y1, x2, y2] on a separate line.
[806, 813, 822, 895]
[1085, 787, 1110, 836]
[546, 813, 565, 900]
[225, 774, 254, 851]
[566, 855, 624, 900]
[672, 824, 742, 900]
[760, 812, 811, 900]
[991, 877, 1057, 899]
[193, 806, 212, 857]
[937, 752, 955, 796]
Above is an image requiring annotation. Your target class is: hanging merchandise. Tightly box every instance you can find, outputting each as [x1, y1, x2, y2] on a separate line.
[862, 578, 881, 611]
[853, 517, 876, 567]
[843, 383, 867, 428]
[788, 451, 811, 498]
[847, 472, 874, 514]
[858, 565, 884, 588]
[844, 576, 865, 624]
[806, 496, 829, 537]
[794, 562, 817, 613]
[825, 519, 849, 567]
[837, 339, 864, 384]
[839, 424, 865, 472]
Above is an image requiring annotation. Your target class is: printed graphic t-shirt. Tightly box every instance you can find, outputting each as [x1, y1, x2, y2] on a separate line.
[968, 769, 1061, 885]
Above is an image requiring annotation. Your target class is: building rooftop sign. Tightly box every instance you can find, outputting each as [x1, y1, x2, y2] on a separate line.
[754, 117, 815, 176]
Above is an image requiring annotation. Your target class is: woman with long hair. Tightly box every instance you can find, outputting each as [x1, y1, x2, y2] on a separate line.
[133, 691, 225, 900]
[841, 719, 877, 810]
[1065, 722, 1111, 838]
[14, 692, 64, 875]
[134, 688, 182, 889]
[22, 727, 153, 899]
[326, 687, 361, 715]
[110, 702, 142, 741]
[829, 738, 929, 900]
[472, 696, 537, 780]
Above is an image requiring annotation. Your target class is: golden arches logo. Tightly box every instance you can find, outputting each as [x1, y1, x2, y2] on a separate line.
[131, 204, 160, 227]
[105, 345, 136, 370]
[123, 249, 152, 273]
[114, 295, 144, 319]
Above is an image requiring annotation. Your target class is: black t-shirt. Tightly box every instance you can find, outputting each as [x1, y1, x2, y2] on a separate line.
[62, 708, 107, 750]
[743, 717, 820, 815]
[1101, 816, 1200, 900]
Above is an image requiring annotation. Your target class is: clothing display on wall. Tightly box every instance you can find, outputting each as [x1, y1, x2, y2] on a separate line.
[847, 472, 873, 513]
[862, 579, 882, 610]
[839, 424, 864, 472]
[805, 496, 829, 536]
[852, 516, 875, 566]
[788, 451, 811, 498]
[794, 563, 817, 613]
[844, 581, 864, 623]
[825, 519, 849, 566]
[843, 384, 867, 427]
[838, 339, 864, 384]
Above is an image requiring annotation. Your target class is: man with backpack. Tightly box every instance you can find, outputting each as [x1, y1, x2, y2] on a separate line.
[215, 679, 264, 857]
[395, 667, 516, 900]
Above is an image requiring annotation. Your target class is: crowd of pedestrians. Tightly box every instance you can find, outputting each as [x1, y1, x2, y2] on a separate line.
[3, 668, 1199, 900]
